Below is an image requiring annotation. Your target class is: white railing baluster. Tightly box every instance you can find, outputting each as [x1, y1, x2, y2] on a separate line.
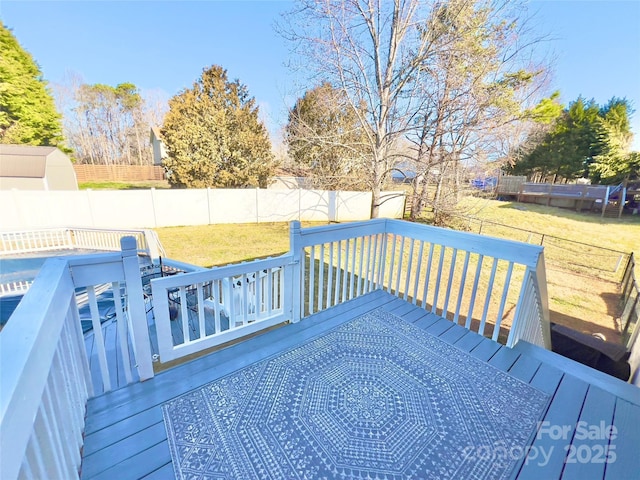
[342, 239, 350, 302]
[363, 236, 372, 294]
[442, 248, 458, 316]
[265, 273, 272, 318]
[348, 239, 356, 300]
[211, 280, 220, 333]
[395, 235, 405, 296]
[279, 266, 285, 311]
[179, 286, 190, 342]
[47, 361, 77, 475]
[453, 252, 471, 325]
[421, 243, 435, 310]
[377, 233, 387, 290]
[492, 262, 514, 342]
[479, 258, 499, 336]
[197, 283, 206, 338]
[258, 273, 265, 318]
[357, 237, 365, 296]
[58, 328, 83, 442]
[403, 238, 414, 301]
[318, 244, 324, 311]
[327, 242, 334, 308]
[241, 274, 249, 325]
[412, 241, 424, 305]
[335, 241, 342, 305]
[88, 285, 111, 392]
[27, 432, 48, 479]
[371, 235, 379, 291]
[432, 247, 446, 314]
[387, 234, 396, 294]
[309, 246, 316, 314]
[112, 282, 133, 384]
[38, 392, 66, 479]
[466, 254, 484, 330]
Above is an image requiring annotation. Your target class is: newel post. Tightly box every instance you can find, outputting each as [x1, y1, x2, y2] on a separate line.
[121, 237, 154, 381]
[289, 221, 302, 323]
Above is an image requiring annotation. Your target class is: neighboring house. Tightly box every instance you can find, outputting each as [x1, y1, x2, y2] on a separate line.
[0, 145, 78, 190]
[150, 126, 167, 166]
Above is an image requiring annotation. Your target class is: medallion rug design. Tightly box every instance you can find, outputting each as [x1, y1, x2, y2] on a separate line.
[162, 309, 550, 479]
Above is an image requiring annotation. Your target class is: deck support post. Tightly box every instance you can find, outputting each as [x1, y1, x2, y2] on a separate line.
[289, 221, 302, 323]
[121, 237, 154, 381]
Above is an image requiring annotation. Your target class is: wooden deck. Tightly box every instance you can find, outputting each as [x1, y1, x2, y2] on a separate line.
[80, 290, 640, 479]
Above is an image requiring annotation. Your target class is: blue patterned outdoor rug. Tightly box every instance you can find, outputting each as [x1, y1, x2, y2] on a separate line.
[162, 309, 550, 479]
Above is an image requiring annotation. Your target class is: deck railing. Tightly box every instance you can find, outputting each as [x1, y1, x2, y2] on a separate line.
[621, 253, 640, 384]
[151, 255, 292, 362]
[0, 227, 165, 259]
[1, 220, 552, 477]
[292, 219, 550, 348]
[150, 219, 551, 366]
[0, 238, 153, 479]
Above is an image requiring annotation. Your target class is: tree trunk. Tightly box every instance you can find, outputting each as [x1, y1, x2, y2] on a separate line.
[371, 183, 381, 218]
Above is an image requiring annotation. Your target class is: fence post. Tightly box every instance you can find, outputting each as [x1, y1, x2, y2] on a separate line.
[618, 187, 627, 219]
[120, 236, 154, 381]
[602, 186, 610, 217]
[289, 221, 302, 323]
[143, 229, 162, 262]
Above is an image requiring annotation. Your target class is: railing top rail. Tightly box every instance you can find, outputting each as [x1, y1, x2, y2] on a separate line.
[384, 220, 543, 268]
[293, 219, 388, 246]
[0, 226, 147, 234]
[150, 253, 293, 290]
[292, 219, 544, 268]
[0, 258, 74, 478]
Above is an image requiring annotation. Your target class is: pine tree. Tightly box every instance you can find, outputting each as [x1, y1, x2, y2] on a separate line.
[161, 65, 275, 188]
[0, 23, 63, 146]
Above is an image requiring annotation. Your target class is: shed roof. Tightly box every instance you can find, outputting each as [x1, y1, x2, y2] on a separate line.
[0, 145, 57, 178]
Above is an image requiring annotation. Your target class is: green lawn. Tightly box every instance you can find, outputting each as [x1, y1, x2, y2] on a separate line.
[155, 222, 327, 268]
[455, 197, 639, 261]
[154, 199, 638, 341]
[79, 180, 170, 190]
[156, 199, 639, 268]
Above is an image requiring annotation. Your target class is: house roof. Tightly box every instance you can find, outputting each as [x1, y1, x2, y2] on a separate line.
[150, 126, 162, 140]
[0, 145, 58, 178]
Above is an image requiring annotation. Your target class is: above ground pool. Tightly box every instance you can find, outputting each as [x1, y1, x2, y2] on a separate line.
[0, 249, 116, 329]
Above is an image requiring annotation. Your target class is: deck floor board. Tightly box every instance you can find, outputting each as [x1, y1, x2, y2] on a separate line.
[81, 291, 640, 479]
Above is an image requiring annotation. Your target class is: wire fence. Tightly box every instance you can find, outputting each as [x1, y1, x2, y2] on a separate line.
[455, 216, 630, 283]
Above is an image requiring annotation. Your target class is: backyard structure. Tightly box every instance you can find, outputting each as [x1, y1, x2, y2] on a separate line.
[1, 220, 638, 479]
[0, 145, 78, 191]
[512, 182, 630, 218]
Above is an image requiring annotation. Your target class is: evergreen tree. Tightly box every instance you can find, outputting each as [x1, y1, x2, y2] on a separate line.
[0, 23, 63, 146]
[512, 97, 607, 182]
[161, 65, 275, 188]
[590, 98, 638, 183]
[286, 83, 370, 190]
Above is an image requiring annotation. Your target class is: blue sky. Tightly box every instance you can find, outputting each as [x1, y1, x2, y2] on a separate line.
[2, 1, 639, 149]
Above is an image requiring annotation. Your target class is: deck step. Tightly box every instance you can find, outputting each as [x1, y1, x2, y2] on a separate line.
[512, 340, 640, 405]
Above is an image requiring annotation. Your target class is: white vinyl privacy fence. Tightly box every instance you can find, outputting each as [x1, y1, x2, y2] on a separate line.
[0, 188, 405, 230]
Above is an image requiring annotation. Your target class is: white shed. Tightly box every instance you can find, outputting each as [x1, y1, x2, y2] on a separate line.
[0, 145, 78, 190]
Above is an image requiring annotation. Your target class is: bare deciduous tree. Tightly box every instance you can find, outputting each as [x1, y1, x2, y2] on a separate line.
[282, 0, 550, 221]
[54, 73, 167, 165]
